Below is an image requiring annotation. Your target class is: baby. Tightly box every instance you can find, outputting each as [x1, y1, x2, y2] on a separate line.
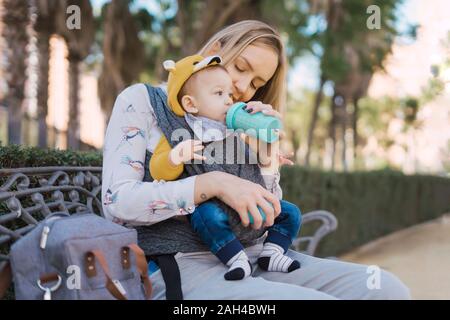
[150, 55, 302, 280]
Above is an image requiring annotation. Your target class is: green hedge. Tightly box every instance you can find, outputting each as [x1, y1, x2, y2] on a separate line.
[1, 145, 449, 259]
[0, 144, 102, 168]
[280, 166, 450, 257]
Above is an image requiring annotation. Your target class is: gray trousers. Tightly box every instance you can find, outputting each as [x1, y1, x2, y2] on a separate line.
[149, 240, 411, 300]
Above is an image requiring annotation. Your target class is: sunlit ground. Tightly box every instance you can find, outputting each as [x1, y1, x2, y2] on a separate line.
[340, 214, 450, 299]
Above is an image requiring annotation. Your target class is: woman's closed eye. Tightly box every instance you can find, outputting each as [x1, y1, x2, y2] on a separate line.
[234, 64, 257, 90]
[216, 90, 223, 96]
[234, 64, 244, 73]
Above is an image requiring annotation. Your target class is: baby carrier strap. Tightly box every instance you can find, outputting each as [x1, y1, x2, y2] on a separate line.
[147, 254, 183, 300]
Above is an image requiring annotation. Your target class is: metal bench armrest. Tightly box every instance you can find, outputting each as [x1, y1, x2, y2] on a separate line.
[292, 210, 338, 256]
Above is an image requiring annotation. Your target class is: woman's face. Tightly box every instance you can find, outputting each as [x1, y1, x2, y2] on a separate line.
[225, 44, 279, 103]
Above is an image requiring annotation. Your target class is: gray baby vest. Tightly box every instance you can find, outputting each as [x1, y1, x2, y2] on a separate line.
[134, 85, 267, 255]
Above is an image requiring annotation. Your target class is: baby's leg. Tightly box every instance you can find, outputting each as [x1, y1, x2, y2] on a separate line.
[190, 201, 251, 280]
[258, 200, 302, 273]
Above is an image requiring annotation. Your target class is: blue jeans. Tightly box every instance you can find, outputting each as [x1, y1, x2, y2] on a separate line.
[190, 200, 302, 265]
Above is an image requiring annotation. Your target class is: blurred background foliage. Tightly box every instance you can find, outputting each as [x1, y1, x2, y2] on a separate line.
[0, 0, 448, 175]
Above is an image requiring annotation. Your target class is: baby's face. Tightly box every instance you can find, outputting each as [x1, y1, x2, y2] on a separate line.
[184, 67, 234, 123]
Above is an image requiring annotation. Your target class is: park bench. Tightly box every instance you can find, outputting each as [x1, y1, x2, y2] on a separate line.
[0, 166, 338, 299]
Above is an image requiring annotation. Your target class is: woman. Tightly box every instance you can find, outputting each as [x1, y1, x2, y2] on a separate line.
[102, 20, 410, 299]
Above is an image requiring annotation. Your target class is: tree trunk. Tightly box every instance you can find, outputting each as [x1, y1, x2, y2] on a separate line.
[176, 0, 196, 56]
[353, 97, 359, 161]
[289, 127, 301, 164]
[153, 30, 169, 81]
[2, 0, 31, 145]
[67, 57, 80, 150]
[98, 0, 143, 120]
[176, 0, 255, 55]
[305, 76, 325, 166]
[329, 94, 337, 170]
[340, 96, 348, 171]
[36, 31, 50, 148]
[34, 0, 65, 147]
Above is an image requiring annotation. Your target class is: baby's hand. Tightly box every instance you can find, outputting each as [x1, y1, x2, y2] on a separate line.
[169, 139, 206, 166]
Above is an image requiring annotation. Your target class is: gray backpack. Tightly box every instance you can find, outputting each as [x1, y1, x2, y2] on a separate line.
[9, 212, 152, 300]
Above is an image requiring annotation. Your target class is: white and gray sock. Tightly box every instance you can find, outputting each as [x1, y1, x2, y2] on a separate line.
[257, 242, 300, 273]
[224, 251, 252, 281]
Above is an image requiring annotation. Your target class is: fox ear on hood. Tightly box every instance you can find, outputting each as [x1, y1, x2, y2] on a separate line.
[163, 60, 176, 72]
[193, 55, 222, 72]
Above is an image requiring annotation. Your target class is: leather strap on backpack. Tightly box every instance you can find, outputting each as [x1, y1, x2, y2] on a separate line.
[124, 244, 152, 299]
[85, 250, 128, 300]
[0, 261, 12, 299]
[85, 245, 152, 300]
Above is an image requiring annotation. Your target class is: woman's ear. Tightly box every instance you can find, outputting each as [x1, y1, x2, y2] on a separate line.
[180, 95, 199, 114]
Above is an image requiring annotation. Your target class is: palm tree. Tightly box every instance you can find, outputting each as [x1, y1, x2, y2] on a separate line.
[34, 0, 60, 148]
[308, 0, 400, 170]
[176, 0, 260, 56]
[98, 0, 144, 122]
[332, 30, 393, 170]
[2, 0, 31, 145]
[55, 0, 94, 150]
[305, 75, 326, 166]
[351, 73, 372, 161]
[304, 0, 343, 167]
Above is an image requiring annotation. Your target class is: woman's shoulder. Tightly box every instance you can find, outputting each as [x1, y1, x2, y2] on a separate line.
[112, 83, 154, 116]
[117, 83, 167, 110]
[117, 83, 149, 102]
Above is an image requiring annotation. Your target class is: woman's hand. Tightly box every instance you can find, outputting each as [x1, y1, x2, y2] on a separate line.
[244, 101, 282, 119]
[195, 171, 281, 230]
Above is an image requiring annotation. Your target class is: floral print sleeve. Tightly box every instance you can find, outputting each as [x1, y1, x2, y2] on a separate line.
[101, 84, 197, 226]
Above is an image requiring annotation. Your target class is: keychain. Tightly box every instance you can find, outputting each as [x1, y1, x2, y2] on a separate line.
[37, 275, 62, 300]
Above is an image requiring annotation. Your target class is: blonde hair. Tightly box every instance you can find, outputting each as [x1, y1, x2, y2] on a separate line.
[197, 20, 288, 113]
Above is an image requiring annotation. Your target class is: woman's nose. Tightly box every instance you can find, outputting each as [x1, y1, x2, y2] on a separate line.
[233, 80, 248, 101]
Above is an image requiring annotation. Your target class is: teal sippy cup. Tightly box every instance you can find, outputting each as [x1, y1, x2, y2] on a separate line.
[247, 202, 274, 224]
[226, 102, 283, 143]
[248, 206, 267, 224]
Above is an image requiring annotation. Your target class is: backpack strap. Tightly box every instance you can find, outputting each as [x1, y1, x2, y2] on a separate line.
[125, 244, 152, 299]
[85, 250, 128, 300]
[149, 254, 183, 300]
[85, 247, 152, 300]
[0, 261, 12, 299]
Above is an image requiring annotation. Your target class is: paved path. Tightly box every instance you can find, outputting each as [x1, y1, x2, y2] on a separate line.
[339, 214, 450, 300]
